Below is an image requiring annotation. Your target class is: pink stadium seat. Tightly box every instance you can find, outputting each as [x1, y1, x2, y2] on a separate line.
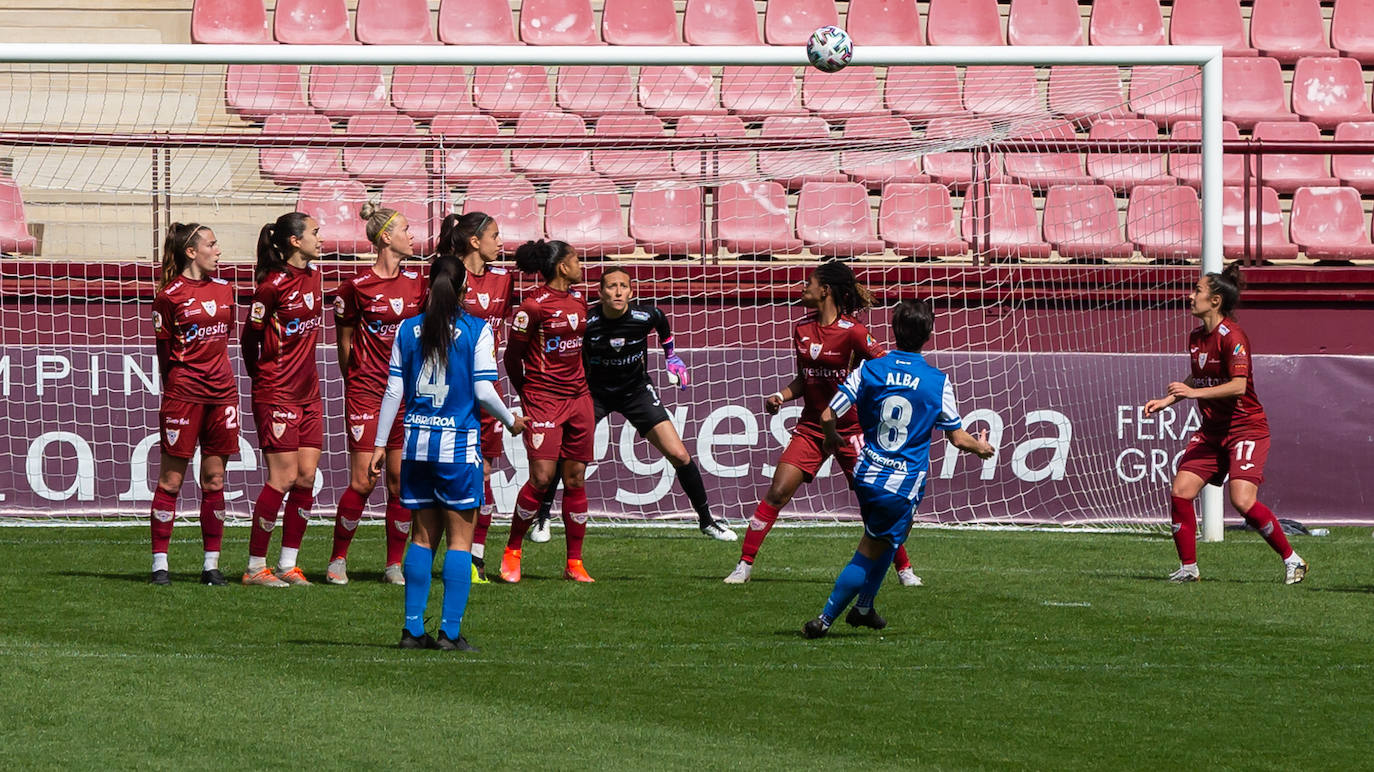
[1126, 185, 1201, 260]
[1129, 66, 1200, 128]
[1290, 185, 1374, 259]
[1042, 184, 1133, 260]
[963, 67, 1040, 119]
[1088, 118, 1174, 191]
[274, 0, 355, 44]
[259, 113, 343, 186]
[796, 182, 886, 257]
[593, 114, 676, 183]
[297, 180, 371, 254]
[722, 67, 802, 120]
[391, 67, 474, 121]
[1221, 185, 1299, 260]
[684, 0, 762, 45]
[461, 178, 543, 250]
[603, 0, 681, 45]
[758, 116, 846, 189]
[0, 175, 38, 255]
[472, 66, 554, 119]
[672, 115, 755, 181]
[380, 179, 437, 253]
[1089, 0, 1166, 46]
[1249, 121, 1337, 194]
[225, 65, 310, 122]
[1222, 57, 1296, 129]
[879, 183, 967, 258]
[1250, 0, 1335, 64]
[438, 0, 519, 45]
[308, 66, 389, 119]
[1291, 57, 1374, 129]
[521, 0, 600, 45]
[1332, 121, 1374, 193]
[355, 0, 434, 44]
[803, 67, 888, 119]
[513, 111, 593, 180]
[960, 183, 1052, 260]
[639, 67, 723, 117]
[885, 67, 967, 120]
[923, 116, 1005, 186]
[343, 113, 427, 184]
[1002, 120, 1096, 190]
[1331, 0, 1374, 65]
[926, 0, 1004, 45]
[845, 0, 923, 45]
[717, 181, 804, 255]
[841, 115, 929, 188]
[192, 0, 272, 44]
[545, 177, 637, 257]
[1007, 0, 1084, 47]
[1169, 0, 1255, 56]
[764, 0, 840, 45]
[630, 183, 711, 255]
[430, 114, 508, 180]
[1048, 66, 1132, 123]
[557, 67, 643, 117]
[1169, 120, 1244, 188]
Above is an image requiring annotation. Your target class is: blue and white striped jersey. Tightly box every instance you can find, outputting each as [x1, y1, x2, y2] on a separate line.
[828, 351, 962, 502]
[387, 312, 497, 464]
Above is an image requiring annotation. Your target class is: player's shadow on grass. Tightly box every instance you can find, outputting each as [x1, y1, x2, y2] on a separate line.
[1113, 571, 1279, 586]
[286, 638, 402, 651]
[61, 569, 190, 583]
[1307, 585, 1374, 595]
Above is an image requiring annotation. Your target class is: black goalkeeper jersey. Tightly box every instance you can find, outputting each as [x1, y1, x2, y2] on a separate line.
[583, 301, 673, 401]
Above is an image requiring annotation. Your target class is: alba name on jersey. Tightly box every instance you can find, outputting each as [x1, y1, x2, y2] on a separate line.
[1189, 319, 1269, 440]
[829, 352, 962, 503]
[152, 276, 236, 404]
[583, 302, 673, 400]
[334, 267, 427, 398]
[248, 263, 323, 404]
[388, 313, 498, 464]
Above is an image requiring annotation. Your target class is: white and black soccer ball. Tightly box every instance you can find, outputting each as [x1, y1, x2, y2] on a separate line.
[807, 25, 853, 73]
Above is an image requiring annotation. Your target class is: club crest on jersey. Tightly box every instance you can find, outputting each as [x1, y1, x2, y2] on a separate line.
[531, 433, 545, 449]
[1198, 353, 1208, 368]
[389, 297, 404, 316]
[250, 302, 267, 324]
[165, 429, 180, 446]
[611, 337, 625, 351]
[809, 342, 823, 359]
[350, 424, 365, 442]
[476, 292, 490, 309]
[303, 292, 315, 310]
[513, 310, 530, 332]
[567, 313, 579, 330]
[271, 422, 286, 438]
[201, 300, 217, 316]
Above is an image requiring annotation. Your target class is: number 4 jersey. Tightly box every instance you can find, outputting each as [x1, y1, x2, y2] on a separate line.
[387, 313, 498, 463]
[829, 351, 963, 502]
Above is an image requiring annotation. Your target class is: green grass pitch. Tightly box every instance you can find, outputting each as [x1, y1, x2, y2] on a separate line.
[1, 526, 1370, 770]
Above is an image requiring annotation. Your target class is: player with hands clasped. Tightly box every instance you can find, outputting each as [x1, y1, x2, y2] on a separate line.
[370, 254, 526, 652]
[1143, 263, 1307, 584]
[804, 299, 994, 638]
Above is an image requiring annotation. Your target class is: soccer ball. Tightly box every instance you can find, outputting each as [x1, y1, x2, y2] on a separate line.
[807, 26, 853, 73]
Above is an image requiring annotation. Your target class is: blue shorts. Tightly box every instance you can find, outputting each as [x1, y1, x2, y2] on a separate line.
[399, 458, 484, 512]
[855, 484, 923, 546]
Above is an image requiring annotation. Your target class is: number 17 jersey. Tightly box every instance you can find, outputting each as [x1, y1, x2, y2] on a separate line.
[388, 313, 498, 463]
[829, 351, 963, 502]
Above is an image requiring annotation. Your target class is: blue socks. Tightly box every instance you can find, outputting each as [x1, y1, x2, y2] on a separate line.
[855, 547, 896, 613]
[821, 551, 877, 624]
[402, 544, 434, 636]
[439, 550, 473, 640]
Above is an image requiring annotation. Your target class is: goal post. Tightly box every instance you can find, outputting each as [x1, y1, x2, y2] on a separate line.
[0, 42, 1226, 536]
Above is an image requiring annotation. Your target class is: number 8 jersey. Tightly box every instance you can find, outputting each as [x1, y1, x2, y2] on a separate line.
[387, 313, 498, 463]
[828, 351, 963, 502]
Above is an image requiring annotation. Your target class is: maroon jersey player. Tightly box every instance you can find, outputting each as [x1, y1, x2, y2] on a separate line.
[240, 212, 325, 587]
[435, 212, 514, 582]
[325, 203, 427, 586]
[725, 261, 919, 585]
[148, 222, 238, 587]
[497, 239, 596, 584]
[1144, 263, 1307, 584]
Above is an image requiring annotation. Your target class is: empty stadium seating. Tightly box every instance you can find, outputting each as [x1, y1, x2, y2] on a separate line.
[557, 66, 643, 117]
[1087, 119, 1174, 191]
[308, 65, 389, 119]
[926, 0, 1004, 46]
[629, 183, 710, 255]
[1129, 66, 1201, 127]
[592, 114, 676, 182]
[0, 175, 38, 255]
[764, 0, 840, 45]
[191, 0, 272, 44]
[639, 66, 724, 116]
[544, 177, 637, 256]
[960, 183, 1053, 259]
[1089, 0, 1167, 46]
[1043, 184, 1134, 259]
[259, 113, 342, 185]
[716, 181, 804, 255]
[683, 0, 762, 45]
[602, 0, 682, 45]
[355, 0, 435, 45]
[225, 65, 311, 122]
[885, 67, 967, 120]
[1126, 185, 1202, 260]
[796, 182, 886, 257]
[1332, 122, 1374, 193]
[1003, 121, 1096, 190]
[1249, 0, 1334, 64]
[1221, 185, 1300, 259]
[439, 0, 520, 45]
[758, 116, 846, 189]
[1008, 0, 1084, 47]
[1221, 57, 1296, 129]
[802, 67, 887, 119]
[343, 113, 428, 184]
[721, 67, 802, 120]
[380, 179, 437, 252]
[430, 114, 509, 179]
[841, 115, 928, 188]
[274, 0, 355, 44]
[923, 117, 1005, 186]
[845, 0, 923, 46]
[1168, 0, 1254, 56]
[391, 66, 475, 120]
[1289, 186, 1374, 259]
[512, 111, 594, 180]
[297, 180, 371, 254]
[1332, 0, 1374, 64]
[1250, 121, 1338, 193]
[1047, 66, 1132, 123]
[472, 66, 554, 119]
[521, 0, 600, 45]
[879, 183, 967, 258]
[963, 66, 1040, 119]
[672, 115, 755, 181]
[461, 178, 543, 249]
[1291, 57, 1374, 129]
[1169, 120, 1245, 187]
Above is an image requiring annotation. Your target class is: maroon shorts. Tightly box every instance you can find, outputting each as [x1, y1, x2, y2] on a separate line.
[159, 398, 240, 459]
[778, 422, 862, 484]
[251, 399, 324, 454]
[521, 391, 595, 463]
[344, 390, 404, 453]
[480, 412, 506, 460]
[1178, 432, 1270, 486]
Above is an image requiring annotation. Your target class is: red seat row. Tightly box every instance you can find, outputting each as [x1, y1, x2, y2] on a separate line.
[193, 0, 1374, 63]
